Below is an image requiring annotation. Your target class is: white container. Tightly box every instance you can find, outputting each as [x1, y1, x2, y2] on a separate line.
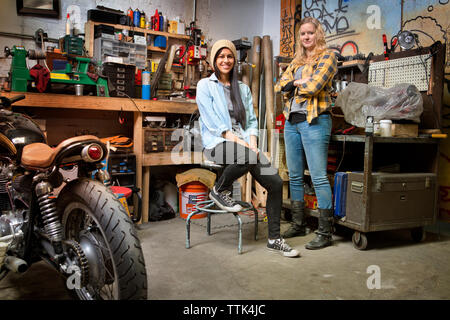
[373, 122, 381, 135]
[380, 120, 392, 137]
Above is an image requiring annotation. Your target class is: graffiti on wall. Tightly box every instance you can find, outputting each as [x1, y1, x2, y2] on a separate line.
[280, 0, 302, 57]
[303, 0, 355, 41]
[301, 0, 401, 57]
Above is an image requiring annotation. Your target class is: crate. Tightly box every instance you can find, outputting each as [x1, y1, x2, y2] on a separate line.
[144, 128, 183, 153]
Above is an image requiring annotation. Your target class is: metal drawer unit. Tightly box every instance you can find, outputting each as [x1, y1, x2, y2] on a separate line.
[102, 62, 136, 98]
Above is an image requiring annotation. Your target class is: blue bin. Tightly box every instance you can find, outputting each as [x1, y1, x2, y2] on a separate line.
[154, 35, 166, 48]
[333, 172, 348, 217]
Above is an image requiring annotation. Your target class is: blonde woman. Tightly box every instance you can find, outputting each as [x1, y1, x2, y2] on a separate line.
[275, 17, 337, 249]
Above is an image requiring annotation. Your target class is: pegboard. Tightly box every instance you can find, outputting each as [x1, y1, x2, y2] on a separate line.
[368, 54, 432, 91]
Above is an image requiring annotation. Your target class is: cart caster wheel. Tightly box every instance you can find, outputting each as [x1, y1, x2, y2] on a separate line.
[411, 227, 426, 243]
[352, 231, 368, 250]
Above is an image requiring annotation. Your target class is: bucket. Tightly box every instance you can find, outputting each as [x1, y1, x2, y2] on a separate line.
[179, 181, 208, 219]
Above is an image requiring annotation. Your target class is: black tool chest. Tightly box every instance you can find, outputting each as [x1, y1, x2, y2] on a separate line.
[102, 62, 136, 98]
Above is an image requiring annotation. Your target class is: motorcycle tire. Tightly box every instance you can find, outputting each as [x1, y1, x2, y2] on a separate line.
[58, 178, 148, 300]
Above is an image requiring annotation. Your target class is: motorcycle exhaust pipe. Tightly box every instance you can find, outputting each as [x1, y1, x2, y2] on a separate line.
[4, 256, 28, 273]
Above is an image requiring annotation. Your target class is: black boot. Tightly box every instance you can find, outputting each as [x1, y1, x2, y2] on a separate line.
[283, 200, 306, 238]
[305, 208, 333, 250]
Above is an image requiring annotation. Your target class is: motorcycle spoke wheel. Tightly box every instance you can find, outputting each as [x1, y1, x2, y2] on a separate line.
[64, 207, 119, 300]
[59, 178, 147, 300]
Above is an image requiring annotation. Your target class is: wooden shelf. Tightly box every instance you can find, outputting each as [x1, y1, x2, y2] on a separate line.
[86, 20, 190, 39]
[3, 92, 197, 114]
[85, 21, 190, 57]
[331, 134, 438, 144]
[147, 46, 166, 53]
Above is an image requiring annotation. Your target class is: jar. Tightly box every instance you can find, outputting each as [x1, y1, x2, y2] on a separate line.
[380, 120, 392, 137]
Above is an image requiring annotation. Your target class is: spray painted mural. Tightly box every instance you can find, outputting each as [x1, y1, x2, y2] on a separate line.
[301, 0, 402, 56]
[301, 0, 449, 61]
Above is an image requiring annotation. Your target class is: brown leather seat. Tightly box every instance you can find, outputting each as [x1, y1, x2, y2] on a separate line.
[21, 135, 100, 169]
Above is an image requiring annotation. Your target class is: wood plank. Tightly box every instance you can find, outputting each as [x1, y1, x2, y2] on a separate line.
[133, 112, 144, 222]
[280, 0, 302, 58]
[85, 21, 95, 58]
[86, 21, 190, 40]
[3, 92, 197, 114]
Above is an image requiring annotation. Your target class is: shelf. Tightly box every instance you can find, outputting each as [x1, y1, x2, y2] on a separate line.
[111, 172, 136, 176]
[3, 92, 198, 114]
[147, 46, 166, 52]
[331, 134, 438, 144]
[86, 20, 190, 40]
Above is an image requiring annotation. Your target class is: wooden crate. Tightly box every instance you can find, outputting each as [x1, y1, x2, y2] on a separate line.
[144, 128, 182, 153]
[391, 124, 418, 138]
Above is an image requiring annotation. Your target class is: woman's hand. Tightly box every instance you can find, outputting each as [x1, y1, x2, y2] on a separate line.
[249, 135, 259, 157]
[294, 77, 311, 87]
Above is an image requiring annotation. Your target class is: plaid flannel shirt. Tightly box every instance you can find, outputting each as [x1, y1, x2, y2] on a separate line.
[275, 50, 337, 123]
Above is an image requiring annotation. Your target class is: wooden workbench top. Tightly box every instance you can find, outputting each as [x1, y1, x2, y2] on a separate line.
[2, 92, 197, 114]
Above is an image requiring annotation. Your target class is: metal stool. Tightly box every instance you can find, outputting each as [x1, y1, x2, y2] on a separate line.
[185, 198, 259, 254]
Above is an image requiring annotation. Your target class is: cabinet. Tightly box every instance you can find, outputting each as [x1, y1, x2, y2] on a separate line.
[310, 134, 440, 250]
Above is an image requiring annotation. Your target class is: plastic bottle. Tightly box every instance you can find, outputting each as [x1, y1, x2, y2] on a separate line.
[159, 12, 164, 31]
[66, 13, 71, 36]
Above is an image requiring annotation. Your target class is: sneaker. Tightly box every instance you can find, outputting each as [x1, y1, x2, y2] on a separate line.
[209, 186, 243, 212]
[267, 238, 300, 258]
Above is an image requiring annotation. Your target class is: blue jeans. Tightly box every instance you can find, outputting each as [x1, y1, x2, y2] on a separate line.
[283, 113, 332, 209]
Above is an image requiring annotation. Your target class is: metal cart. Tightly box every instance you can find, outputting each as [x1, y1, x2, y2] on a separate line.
[303, 134, 440, 250]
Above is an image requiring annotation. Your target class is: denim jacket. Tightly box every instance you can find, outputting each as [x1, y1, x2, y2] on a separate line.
[196, 73, 258, 150]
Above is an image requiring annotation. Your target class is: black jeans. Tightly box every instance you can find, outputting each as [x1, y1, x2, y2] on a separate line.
[205, 141, 283, 239]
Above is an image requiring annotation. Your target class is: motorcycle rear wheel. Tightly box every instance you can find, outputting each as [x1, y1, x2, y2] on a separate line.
[59, 178, 148, 300]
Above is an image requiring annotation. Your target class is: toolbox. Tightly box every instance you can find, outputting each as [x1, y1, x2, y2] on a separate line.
[333, 172, 348, 218]
[345, 172, 437, 231]
[102, 62, 136, 98]
[63, 35, 84, 55]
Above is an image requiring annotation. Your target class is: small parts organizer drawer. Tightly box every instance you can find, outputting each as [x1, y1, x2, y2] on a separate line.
[144, 128, 183, 153]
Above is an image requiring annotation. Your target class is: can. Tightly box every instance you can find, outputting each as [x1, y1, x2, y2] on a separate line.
[140, 12, 146, 29]
[142, 71, 150, 100]
[133, 9, 141, 27]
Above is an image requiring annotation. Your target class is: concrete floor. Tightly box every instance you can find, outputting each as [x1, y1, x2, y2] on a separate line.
[1, 214, 449, 300]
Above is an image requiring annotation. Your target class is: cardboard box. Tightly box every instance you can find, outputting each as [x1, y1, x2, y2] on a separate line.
[391, 124, 418, 138]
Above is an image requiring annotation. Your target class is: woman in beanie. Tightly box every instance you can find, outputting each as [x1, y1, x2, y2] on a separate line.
[275, 17, 337, 249]
[196, 39, 299, 258]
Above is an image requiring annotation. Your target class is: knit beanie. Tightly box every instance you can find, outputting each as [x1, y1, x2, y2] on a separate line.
[210, 39, 238, 68]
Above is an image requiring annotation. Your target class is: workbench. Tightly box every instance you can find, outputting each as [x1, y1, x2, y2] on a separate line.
[2, 91, 199, 223]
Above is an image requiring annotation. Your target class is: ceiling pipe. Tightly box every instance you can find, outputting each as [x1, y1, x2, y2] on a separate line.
[193, 0, 197, 26]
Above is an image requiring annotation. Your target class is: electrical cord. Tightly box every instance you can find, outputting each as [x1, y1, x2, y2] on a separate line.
[122, 92, 142, 113]
[335, 136, 346, 173]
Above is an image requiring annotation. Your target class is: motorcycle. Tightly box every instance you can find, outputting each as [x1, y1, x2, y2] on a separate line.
[0, 94, 147, 300]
